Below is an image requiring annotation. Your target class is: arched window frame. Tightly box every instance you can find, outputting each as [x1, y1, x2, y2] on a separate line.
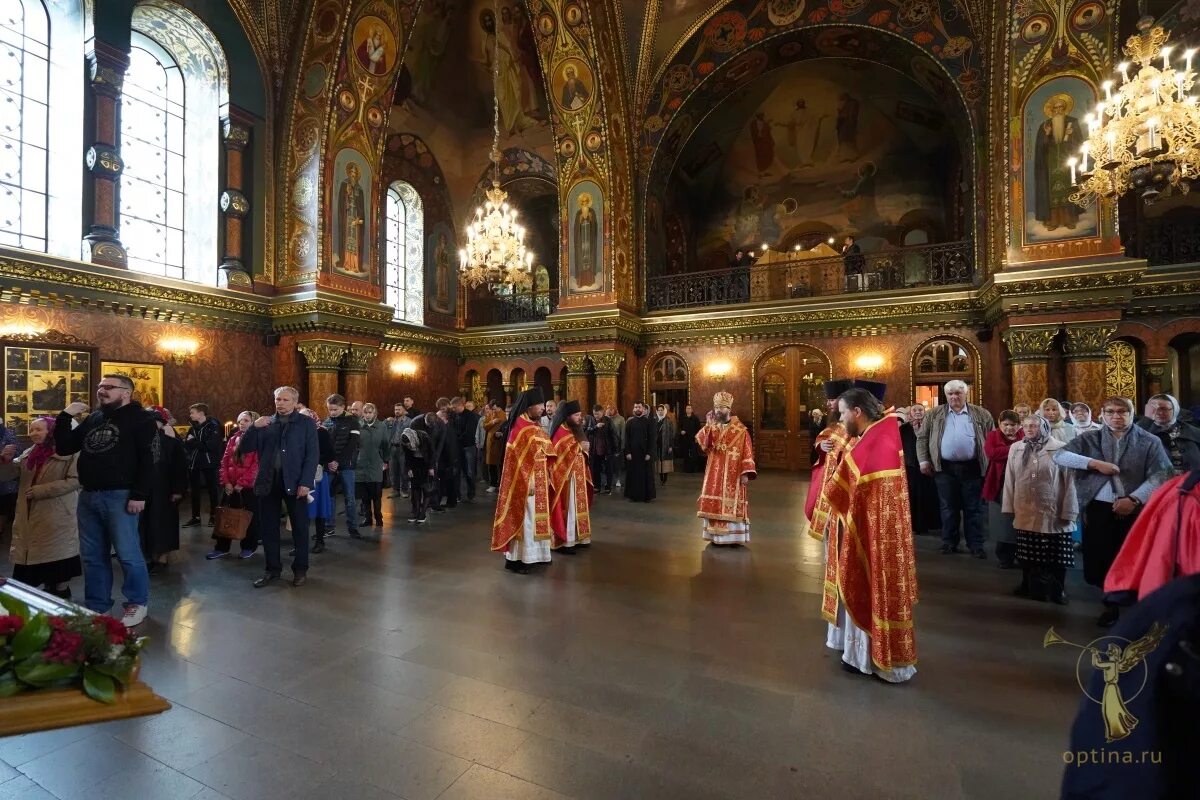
[1, 0, 85, 257]
[385, 181, 424, 324]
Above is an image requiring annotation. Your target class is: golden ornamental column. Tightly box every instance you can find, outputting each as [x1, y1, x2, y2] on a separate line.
[218, 113, 254, 289]
[297, 341, 347, 408]
[1001, 326, 1059, 408]
[1143, 360, 1168, 398]
[590, 351, 625, 412]
[83, 42, 129, 268]
[1063, 324, 1117, 412]
[343, 346, 378, 405]
[561, 353, 591, 408]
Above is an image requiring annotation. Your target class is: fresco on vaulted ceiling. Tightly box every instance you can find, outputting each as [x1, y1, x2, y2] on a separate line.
[671, 58, 960, 266]
[651, 0, 715, 69]
[392, 0, 550, 137]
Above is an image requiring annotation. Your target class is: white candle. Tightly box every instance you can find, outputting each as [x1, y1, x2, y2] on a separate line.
[1106, 131, 1116, 161]
[1068, 157, 1077, 185]
[1118, 62, 1130, 83]
[1163, 47, 1173, 71]
[1187, 48, 1197, 75]
[1081, 142, 1090, 172]
[1148, 117, 1159, 149]
[1103, 80, 1113, 100]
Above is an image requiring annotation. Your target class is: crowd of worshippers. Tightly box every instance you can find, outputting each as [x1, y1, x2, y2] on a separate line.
[810, 380, 1196, 628]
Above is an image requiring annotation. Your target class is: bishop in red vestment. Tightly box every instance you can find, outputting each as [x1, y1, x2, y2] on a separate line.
[824, 387, 918, 683]
[695, 391, 757, 544]
[548, 400, 593, 552]
[1104, 470, 1200, 604]
[489, 388, 553, 574]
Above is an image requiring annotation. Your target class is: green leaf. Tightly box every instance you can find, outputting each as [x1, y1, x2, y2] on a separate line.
[0, 671, 21, 697]
[10, 615, 49, 661]
[83, 667, 116, 704]
[0, 595, 31, 622]
[89, 657, 134, 684]
[15, 659, 79, 687]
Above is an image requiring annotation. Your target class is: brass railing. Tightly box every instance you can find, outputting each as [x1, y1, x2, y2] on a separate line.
[469, 290, 558, 326]
[645, 240, 974, 311]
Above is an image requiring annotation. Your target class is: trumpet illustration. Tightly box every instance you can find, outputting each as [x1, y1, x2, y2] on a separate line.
[1044, 624, 1167, 743]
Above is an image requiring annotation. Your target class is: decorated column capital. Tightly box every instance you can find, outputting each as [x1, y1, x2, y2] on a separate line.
[222, 118, 251, 151]
[588, 350, 625, 376]
[561, 353, 590, 375]
[1001, 326, 1059, 362]
[297, 340, 348, 372]
[1062, 324, 1118, 360]
[343, 345, 379, 374]
[86, 43, 127, 100]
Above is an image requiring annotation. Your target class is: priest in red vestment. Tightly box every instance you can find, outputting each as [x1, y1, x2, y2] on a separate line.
[489, 388, 553, 574]
[548, 400, 592, 552]
[803, 379, 853, 541]
[824, 387, 918, 683]
[1104, 469, 1200, 605]
[695, 391, 757, 544]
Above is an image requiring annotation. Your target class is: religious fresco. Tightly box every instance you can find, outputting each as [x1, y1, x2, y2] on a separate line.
[331, 148, 373, 279]
[672, 59, 958, 266]
[568, 180, 604, 293]
[426, 221, 456, 315]
[351, 14, 399, 76]
[552, 57, 594, 112]
[651, 0, 715, 68]
[1021, 77, 1098, 243]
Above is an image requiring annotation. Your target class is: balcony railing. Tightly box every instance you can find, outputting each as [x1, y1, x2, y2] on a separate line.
[645, 240, 974, 311]
[469, 290, 558, 326]
[1127, 216, 1200, 266]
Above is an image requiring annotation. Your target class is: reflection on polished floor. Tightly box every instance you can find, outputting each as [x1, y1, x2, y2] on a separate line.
[0, 472, 1097, 799]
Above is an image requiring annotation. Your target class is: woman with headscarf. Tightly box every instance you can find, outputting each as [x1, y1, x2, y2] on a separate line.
[1138, 393, 1200, 475]
[1039, 398, 1076, 444]
[1070, 402, 1103, 434]
[983, 410, 1023, 568]
[0, 416, 81, 598]
[1003, 414, 1078, 604]
[140, 407, 188, 574]
[903, 403, 941, 535]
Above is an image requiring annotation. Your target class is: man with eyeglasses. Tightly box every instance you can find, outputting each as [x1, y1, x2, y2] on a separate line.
[54, 374, 157, 627]
[1054, 395, 1172, 628]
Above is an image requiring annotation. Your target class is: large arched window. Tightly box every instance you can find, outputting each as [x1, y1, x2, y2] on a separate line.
[122, 1, 228, 283]
[385, 181, 424, 324]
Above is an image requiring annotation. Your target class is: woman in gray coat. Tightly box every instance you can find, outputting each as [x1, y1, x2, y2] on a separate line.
[654, 404, 676, 486]
[355, 403, 392, 528]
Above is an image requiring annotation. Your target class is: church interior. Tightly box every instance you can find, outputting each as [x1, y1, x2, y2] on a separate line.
[1, 0, 1200, 797]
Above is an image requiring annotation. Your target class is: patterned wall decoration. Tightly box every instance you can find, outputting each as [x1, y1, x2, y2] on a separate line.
[1006, 0, 1121, 264]
[382, 132, 458, 329]
[1105, 339, 1137, 400]
[468, 147, 558, 203]
[640, 21, 981, 280]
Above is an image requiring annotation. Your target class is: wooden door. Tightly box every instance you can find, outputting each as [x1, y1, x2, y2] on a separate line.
[755, 347, 828, 471]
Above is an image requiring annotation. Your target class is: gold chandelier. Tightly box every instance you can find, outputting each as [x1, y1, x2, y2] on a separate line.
[1070, 9, 1200, 204]
[458, 0, 533, 290]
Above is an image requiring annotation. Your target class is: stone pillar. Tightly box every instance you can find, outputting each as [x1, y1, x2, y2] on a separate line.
[1062, 323, 1117, 412]
[297, 341, 347, 408]
[219, 112, 253, 289]
[343, 346, 378, 403]
[590, 351, 625, 411]
[83, 42, 129, 267]
[1143, 360, 1168, 397]
[1001, 326, 1059, 408]
[561, 354, 591, 408]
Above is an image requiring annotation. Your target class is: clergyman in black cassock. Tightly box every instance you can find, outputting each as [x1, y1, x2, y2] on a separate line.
[623, 403, 657, 502]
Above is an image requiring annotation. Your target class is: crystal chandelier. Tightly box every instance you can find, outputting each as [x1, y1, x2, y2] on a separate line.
[458, 0, 533, 290]
[1069, 6, 1200, 204]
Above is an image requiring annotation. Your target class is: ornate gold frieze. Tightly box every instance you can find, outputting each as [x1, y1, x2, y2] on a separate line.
[1001, 326, 1059, 361]
[588, 350, 625, 375]
[560, 353, 590, 375]
[1062, 323, 1118, 360]
[296, 340, 347, 371]
[343, 345, 378, 373]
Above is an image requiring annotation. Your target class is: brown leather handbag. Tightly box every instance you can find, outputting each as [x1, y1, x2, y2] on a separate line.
[213, 505, 253, 540]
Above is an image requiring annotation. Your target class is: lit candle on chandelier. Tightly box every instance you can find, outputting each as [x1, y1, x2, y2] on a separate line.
[1187, 48, 1197, 75]
[1103, 80, 1113, 101]
[1147, 117, 1160, 150]
[1106, 131, 1116, 161]
[1118, 62, 1130, 83]
[1068, 157, 1077, 185]
[1080, 142, 1090, 173]
[1163, 46, 1174, 71]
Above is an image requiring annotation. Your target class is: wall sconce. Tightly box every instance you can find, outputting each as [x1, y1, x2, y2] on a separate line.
[854, 353, 885, 378]
[159, 337, 198, 365]
[0, 323, 46, 338]
[706, 359, 732, 381]
[391, 358, 418, 377]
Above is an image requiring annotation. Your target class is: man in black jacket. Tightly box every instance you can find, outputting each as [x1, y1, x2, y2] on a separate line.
[239, 386, 319, 586]
[432, 398, 459, 510]
[56, 373, 157, 626]
[623, 402, 657, 502]
[323, 393, 361, 538]
[585, 404, 616, 493]
[452, 397, 480, 501]
[182, 402, 225, 527]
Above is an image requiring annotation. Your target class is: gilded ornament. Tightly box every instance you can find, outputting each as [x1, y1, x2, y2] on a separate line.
[222, 121, 250, 149]
[343, 346, 379, 373]
[220, 190, 250, 217]
[1105, 340, 1137, 399]
[85, 147, 123, 177]
[1062, 323, 1117, 359]
[561, 353, 590, 374]
[589, 351, 625, 374]
[296, 342, 348, 371]
[1001, 326, 1059, 360]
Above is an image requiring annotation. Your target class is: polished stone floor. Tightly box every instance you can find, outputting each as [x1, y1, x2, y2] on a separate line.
[0, 472, 1102, 799]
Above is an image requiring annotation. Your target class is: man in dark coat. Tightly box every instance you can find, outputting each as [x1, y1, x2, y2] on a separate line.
[182, 402, 225, 527]
[678, 404, 703, 473]
[140, 406, 187, 573]
[585, 404, 617, 493]
[623, 402, 657, 502]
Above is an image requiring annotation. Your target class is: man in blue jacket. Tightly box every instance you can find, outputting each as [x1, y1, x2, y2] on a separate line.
[239, 386, 319, 587]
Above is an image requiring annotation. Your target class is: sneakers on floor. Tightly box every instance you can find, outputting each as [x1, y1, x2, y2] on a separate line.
[205, 550, 228, 560]
[121, 604, 148, 628]
[182, 517, 202, 527]
[239, 549, 256, 559]
[486, 487, 497, 494]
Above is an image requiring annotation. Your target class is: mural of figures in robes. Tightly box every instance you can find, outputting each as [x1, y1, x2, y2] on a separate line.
[568, 181, 603, 293]
[553, 58, 593, 112]
[351, 15, 398, 77]
[427, 222, 456, 315]
[407, 0, 455, 105]
[1023, 77, 1097, 242]
[480, 5, 538, 134]
[333, 149, 371, 278]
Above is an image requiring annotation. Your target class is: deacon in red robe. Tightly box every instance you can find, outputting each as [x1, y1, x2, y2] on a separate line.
[1104, 469, 1200, 605]
[548, 400, 592, 552]
[803, 379, 854, 541]
[489, 388, 554, 574]
[824, 387, 918, 683]
[695, 391, 757, 544]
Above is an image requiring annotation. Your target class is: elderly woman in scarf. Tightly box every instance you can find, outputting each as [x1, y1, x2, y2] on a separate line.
[1002, 414, 1079, 604]
[903, 403, 941, 535]
[1137, 393, 1200, 475]
[983, 410, 1023, 568]
[0, 416, 81, 598]
[1039, 398, 1076, 444]
[1070, 402, 1103, 434]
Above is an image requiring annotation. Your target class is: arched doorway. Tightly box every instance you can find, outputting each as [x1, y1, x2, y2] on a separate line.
[510, 368, 527, 401]
[646, 352, 689, 419]
[752, 345, 830, 470]
[1169, 332, 1200, 408]
[486, 369, 505, 405]
[533, 366, 553, 405]
[911, 337, 979, 407]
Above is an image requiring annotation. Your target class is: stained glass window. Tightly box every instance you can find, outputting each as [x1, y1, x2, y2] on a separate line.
[385, 182, 424, 324]
[0, 1, 50, 251]
[120, 32, 185, 279]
